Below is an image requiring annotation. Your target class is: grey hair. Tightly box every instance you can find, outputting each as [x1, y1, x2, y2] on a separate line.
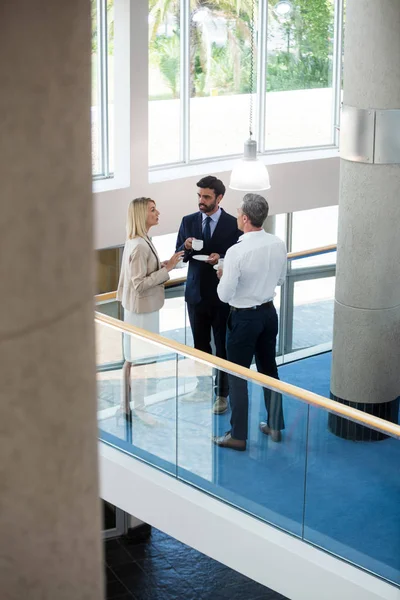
[241, 193, 269, 227]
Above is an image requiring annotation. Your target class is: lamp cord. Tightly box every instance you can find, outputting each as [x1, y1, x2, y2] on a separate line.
[249, 0, 255, 139]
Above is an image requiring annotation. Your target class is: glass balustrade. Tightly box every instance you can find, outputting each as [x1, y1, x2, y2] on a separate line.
[96, 315, 400, 586]
[96, 246, 337, 362]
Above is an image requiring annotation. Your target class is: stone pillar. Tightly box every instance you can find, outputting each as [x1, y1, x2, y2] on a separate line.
[0, 2, 103, 599]
[330, 0, 400, 440]
[263, 214, 276, 235]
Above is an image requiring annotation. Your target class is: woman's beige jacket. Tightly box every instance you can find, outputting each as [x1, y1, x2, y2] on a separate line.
[117, 236, 169, 313]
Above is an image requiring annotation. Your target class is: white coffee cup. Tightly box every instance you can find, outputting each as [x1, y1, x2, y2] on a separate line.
[192, 238, 204, 251]
[217, 258, 224, 270]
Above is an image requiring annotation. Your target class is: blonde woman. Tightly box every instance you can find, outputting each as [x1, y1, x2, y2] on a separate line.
[117, 197, 183, 425]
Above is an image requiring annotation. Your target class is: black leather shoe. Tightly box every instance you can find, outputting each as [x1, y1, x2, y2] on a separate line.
[213, 431, 246, 451]
[259, 422, 282, 442]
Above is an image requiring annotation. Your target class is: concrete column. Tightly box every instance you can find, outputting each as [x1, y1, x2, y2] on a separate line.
[0, 2, 103, 599]
[330, 0, 400, 439]
[263, 214, 276, 235]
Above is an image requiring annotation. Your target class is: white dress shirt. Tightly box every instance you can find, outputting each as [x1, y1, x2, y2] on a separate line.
[217, 230, 287, 308]
[201, 207, 221, 237]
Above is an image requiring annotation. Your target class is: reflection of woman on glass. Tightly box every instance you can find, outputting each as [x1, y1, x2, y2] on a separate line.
[117, 197, 183, 425]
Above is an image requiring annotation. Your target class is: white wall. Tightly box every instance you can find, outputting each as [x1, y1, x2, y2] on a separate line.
[93, 0, 340, 250]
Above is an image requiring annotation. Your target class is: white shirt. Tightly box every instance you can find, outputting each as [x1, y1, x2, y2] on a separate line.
[217, 230, 287, 308]
[201, 207, 221, 237]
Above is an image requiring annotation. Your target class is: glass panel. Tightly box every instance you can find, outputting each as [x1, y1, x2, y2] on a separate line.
[96, 247, 121, 294]
[266, 0, 335, 150]
[96, 322, 178, 475]
[190, 4, 257, 160]
[149, 1, 181, 166]
[107, 0, 115, 173]
[97, 316, 400, 582]
[176, 356, 309, 536]
[304, 402, 400, 585]
[91, 0, 101, 175]
[160, 285, 188, 345]
[292, 276, 335, 351]
[291, 206, 338, 269]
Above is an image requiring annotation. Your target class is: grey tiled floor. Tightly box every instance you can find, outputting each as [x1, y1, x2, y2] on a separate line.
[105, 528, 288, 600]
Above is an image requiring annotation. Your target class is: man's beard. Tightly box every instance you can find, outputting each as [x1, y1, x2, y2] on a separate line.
[199, 200, 217, 213]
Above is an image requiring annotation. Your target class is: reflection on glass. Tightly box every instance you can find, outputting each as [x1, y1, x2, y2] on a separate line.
[190, 4, 257, 160]
[266, 0, 335, 149]
[291, 205, 338, 269]
[97, 323, 178, 474]
[176, 356, 309, 536]
[149, 0, 181, 165]
[96, 312, 400, 583]
[160, 290, 188, 345]
[292, 276, 335, 350]
[304, 402, 400, 585]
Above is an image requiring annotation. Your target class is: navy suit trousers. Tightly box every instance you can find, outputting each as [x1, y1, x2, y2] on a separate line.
[226, 303, 284, 441]
[187, 301, 230, 397]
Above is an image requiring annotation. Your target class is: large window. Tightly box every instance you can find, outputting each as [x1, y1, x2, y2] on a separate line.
[92, 0, 114, 178]
[265, 0, 335, 150]
[149, 0, 344, 167]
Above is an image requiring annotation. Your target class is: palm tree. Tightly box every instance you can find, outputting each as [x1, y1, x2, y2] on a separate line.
[149, 0, 255, 97]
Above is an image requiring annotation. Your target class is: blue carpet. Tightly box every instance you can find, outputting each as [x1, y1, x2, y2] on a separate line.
[98, 352, 400, 586]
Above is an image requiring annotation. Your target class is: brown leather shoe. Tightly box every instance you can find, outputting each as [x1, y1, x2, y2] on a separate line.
[259, 422, 282, 443]
[212, 396, 229, 415]
[213, 432, 246, 451]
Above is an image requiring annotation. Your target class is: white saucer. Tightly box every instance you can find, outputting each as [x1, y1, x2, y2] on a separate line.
[213, 265, 218, 270]
[193, 254, 210, 262]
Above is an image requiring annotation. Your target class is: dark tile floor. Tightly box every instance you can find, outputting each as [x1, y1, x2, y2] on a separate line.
[105, 528, 288, 600]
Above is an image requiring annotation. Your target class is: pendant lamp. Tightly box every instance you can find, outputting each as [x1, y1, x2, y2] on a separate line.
[229, 0, 270, 192]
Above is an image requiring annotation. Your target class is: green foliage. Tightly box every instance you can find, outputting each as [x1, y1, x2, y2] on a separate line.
[153, 33, 181, 98]
[267, 0, 333, 91]
[267, 53, 330, 92]
[148, 0, 334, 98]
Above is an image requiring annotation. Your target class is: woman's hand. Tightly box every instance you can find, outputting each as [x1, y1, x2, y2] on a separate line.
[164, 251, 184, 272]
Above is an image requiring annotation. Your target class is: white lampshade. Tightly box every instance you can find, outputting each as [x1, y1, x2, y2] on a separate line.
[229, 140, 271, 192]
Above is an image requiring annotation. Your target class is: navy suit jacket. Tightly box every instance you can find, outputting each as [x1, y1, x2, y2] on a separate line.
[176, 208, 241, 306]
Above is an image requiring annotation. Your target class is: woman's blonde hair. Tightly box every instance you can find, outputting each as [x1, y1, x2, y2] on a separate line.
[126, 197, 154, 239]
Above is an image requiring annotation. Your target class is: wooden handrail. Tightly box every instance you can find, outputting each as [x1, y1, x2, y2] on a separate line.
[94, 243, 338, 303]
[95, 311, 400, 439]
[288, 243, 337, 260]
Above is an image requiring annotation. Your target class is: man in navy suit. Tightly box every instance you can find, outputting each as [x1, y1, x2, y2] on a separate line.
[176, 176, 241, 414]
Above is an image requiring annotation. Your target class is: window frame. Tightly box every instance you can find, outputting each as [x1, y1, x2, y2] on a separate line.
[93, 0, 112, 180]
[149, 0, 345, 170]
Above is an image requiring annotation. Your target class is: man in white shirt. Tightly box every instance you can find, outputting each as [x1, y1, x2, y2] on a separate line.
[214, 194, 287, 451]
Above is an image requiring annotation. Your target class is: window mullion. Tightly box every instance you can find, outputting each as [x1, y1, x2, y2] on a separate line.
[95, 0, 104, 175]
[256, 0, 267, 154]
[99, 0, 110, 177]
[332, 0, 344, 147]
[180, 0, 190, 164]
